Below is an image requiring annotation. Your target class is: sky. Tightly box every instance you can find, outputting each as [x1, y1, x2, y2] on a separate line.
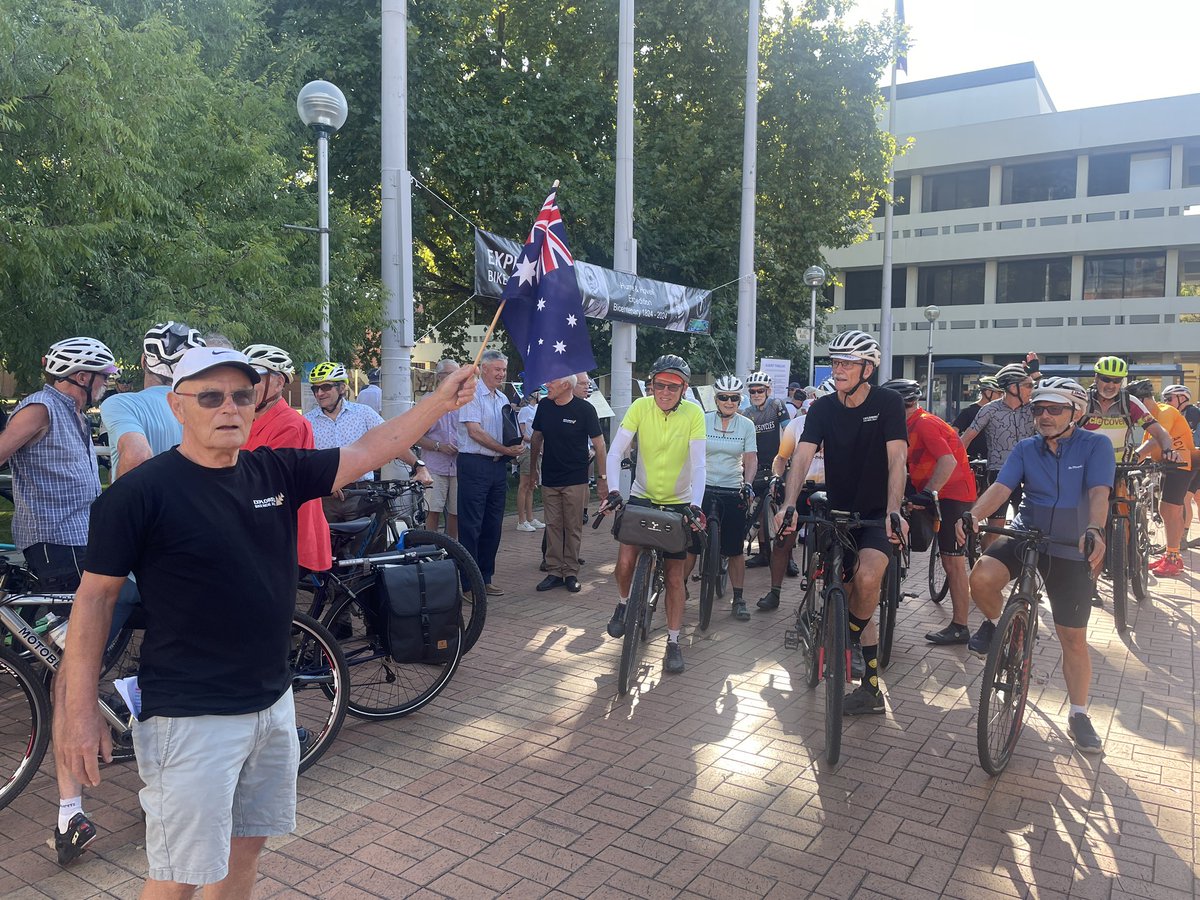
[816, 0, 1200, 111]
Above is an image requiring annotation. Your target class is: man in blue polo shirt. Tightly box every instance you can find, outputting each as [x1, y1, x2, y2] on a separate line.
[958, 377, 1114, 755]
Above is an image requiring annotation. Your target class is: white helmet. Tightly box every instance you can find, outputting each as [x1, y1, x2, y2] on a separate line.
[243, 344, 296, 382]
[143, 322, 206, 377]
[713, 374, 744, 393]
[1162, 383, 1191, 401]
[746, 371, 772, 387]
[815, 377, 837, 397]
[43, 337, 119, 378]
[1030, 376, 1087, 410]
[827, 329, 881, 367]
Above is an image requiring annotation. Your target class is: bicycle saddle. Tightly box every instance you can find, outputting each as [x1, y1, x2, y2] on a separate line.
[808, 491, 828, 511]
[328, 517, 373, 536]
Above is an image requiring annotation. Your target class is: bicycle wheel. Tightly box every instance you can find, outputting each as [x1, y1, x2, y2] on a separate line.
[401, 530, 487, 654]
[1129, 501, 1151, 606]
[716, 557, 728, 599]
[289, 612, 349, 773]
[794, 570, 822, 690]
[698, 518, 719, 631]
[618, 552, 653, 697]
[323, 589, 462, 720]
[879, 553, 901, 670]
[927, 541, 949, 603]
[1111, 518, 1129, 633]
[0, 644, 51, 811]
[977, 598, 1033, 775]
[823, 586, 847, 765]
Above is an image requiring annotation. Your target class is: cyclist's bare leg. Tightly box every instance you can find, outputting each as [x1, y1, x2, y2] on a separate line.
[615, 542, 639, 598]
[663, 558, 687, 631]
[1055, 624, 1091, 707]
[1160, 499, 1185, 554]
[967, 556, 1008, 620]
[50, 673, 87, 822]
[683, 553, 698, 581]
[847, 548, 888, 621]
[140, 836, 267, 900]
[727, 554, 745, 590]
[942, 551, 972, 626]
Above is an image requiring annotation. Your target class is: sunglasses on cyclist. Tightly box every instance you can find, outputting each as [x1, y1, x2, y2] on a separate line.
[650, 381, 684, 393]
[1095, 375, 1123, 385]
[311, 383, 340, 394]
[1032, 403, 1070, 417]
[748, 387, 767, 394]
[715, 393, 741, 403]
[175, 388, 257, 409]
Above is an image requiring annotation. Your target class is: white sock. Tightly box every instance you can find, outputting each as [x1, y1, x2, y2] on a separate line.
[1070, 704, 1087, 718]
[619, 596, 629, 605]
[668, 629, 680, 644]
[58, 796, 83, 833]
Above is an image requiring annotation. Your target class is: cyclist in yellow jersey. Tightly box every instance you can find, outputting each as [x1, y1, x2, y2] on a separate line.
[1080, 356, 1175, 464]
[598, 355, 706, 674]
[1128, 379, 1193, 576]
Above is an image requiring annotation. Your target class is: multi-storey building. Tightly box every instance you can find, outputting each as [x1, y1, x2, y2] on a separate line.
[823, 62, 1200, 414]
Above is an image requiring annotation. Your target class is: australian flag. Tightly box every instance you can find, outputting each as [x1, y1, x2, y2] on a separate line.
[500, 188, 596, 390]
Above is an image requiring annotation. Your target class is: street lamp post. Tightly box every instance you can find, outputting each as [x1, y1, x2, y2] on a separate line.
[924, 304, 941, 411]
[297, 80, 349, 359]
[803, 266, 826, 385]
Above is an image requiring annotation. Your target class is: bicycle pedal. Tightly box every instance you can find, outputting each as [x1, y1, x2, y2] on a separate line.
[799, 577, 810, 591]
[901, 592, 919, 601]
[783, 630, 800, 650]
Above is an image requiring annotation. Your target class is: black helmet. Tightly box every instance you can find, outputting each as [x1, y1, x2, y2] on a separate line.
[1126, 379, 1155, 401]
[882, 378, 922, 404]
[648, 354, 690, 383]
[144, 322, 206, 377]
[995, 362, 1030, 389]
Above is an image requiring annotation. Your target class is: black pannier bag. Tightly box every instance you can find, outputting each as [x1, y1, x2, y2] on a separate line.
[380, 559, 463, 663]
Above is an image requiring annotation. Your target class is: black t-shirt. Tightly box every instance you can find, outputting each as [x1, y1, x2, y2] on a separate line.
[1182, 404, 1200, 431]
[800, 387, 907, 517]
[953, 403, 989, 459]
[86, 447, 339, 718]
[532, 397, 602, 487]
[745, 398, 789, 472]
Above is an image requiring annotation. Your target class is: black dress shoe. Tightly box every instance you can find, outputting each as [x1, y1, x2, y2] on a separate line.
[786, 558, 800, 577]
[745, 555, 769, 569]
[536, 575, 564, 591]
[565, 576, 581, 593]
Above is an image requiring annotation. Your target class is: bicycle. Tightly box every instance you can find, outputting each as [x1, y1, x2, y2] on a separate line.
[924, 492, 980, 604]
[693, 487, 740, 631]
[877, 521, 913, 671]
[1105, 461, 1173, 633]
[0, 569, 349, 811]
[971, 520, 1096, 775]
[593, 504, 704, 697]
[782, 496, 900, 764]
[743, 476, 778, 561]
[307, 542, 476, 720]
[316, 479, 487, 654]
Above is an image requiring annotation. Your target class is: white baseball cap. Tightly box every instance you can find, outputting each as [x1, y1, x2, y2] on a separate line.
[171, 347, 261, 390]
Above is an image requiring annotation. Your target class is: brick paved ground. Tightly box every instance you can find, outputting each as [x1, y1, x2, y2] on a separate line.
[2, 513, 1197, 898]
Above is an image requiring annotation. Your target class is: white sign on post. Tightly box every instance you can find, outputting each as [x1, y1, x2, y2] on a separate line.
[759, 358, 792, 398]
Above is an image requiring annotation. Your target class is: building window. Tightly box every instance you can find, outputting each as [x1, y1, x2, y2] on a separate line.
[1185, 146, 1200, 188]
[843, 268, 907, 310]
[997, 258, 1071, 303]
[921, 169, 989, 212]
[1083, 252, 1166, 299]
[1180, 249, 1200, 297]
[1130, 151, 1170, 192]
[1087, 152, 1130, 196]
[918, 263, 985, 306]
[1001, 159, 1076, 204]
[893, 176, 910, 216]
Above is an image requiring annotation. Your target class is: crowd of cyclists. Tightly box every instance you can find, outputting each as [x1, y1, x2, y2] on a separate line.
[3, 319, 1196, 879]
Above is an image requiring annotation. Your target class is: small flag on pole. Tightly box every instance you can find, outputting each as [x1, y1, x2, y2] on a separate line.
[895, 0, 907, 74]
[500, 187, 596, 390]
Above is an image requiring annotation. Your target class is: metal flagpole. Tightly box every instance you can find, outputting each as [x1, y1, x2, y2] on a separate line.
[878, 58, 898, 382]
[734, 0, 760, 381]
[611, 0, 636, 492]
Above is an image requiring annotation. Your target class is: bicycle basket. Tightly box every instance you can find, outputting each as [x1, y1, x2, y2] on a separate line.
[378, 559, 462, 663]
[613, 505, 689, 555]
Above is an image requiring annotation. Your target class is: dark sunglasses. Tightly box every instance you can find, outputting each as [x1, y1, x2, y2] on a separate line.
[1032, 403, 1070, 417]
[650, 381, 684, 393]
[175, 388, 257, 409]
[311, 383, 340, 394]
[715, 393, 741, 403]
[748, 387, 767, 394]
[1095, 375, 1123, 385]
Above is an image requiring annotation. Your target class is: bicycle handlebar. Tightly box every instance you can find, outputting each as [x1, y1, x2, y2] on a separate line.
[961, 514, 1096, 552]
[338, 480, 427, 498]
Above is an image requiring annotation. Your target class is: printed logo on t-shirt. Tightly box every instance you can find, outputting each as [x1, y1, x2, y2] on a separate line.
[252, 493, 285, 509]
[561, 418, 577, 425]
[861, 414, 879, 423]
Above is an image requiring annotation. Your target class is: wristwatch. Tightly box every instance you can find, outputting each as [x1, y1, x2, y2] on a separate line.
[413, 459, 427, 468]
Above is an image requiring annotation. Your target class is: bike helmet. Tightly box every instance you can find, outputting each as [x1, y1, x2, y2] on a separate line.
[827, 329, 882, 367]
[881, 378, 922, 405]
[978, 375, 1000, 392]
[143, 322, 205, 377]
[309, 361, 349, 384]
[648, 354, 690, 383]
[1094, 356, 1128, 379]
[1125, 379, 1155, 401]
[713, 374, 744, 393]
[1162, 383, 1191, 401]
[815, 377, 837, 397]
[994, 362, 1031, 388]
[43, 337, 119, 378]
[746, 371, 772, 387]
[1030, 376, 1088, 410]
[243, 344, 296, 382]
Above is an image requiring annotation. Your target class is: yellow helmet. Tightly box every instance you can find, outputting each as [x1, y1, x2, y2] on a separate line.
[1093, 356, 1128, 379]
[309, 361, 348, 384]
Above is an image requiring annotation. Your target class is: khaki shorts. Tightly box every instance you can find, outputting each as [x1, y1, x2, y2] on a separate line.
[133, 689, 299, 885]
[427, 471, 458, 516]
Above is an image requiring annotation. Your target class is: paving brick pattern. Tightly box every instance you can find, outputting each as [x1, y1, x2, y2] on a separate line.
[2, 514, 1197, 898]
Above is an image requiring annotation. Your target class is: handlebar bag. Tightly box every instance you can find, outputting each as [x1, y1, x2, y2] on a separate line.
[612, 505, 689, 555]
[906, 508, 935, 553]
[380, 559, 462, 663]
